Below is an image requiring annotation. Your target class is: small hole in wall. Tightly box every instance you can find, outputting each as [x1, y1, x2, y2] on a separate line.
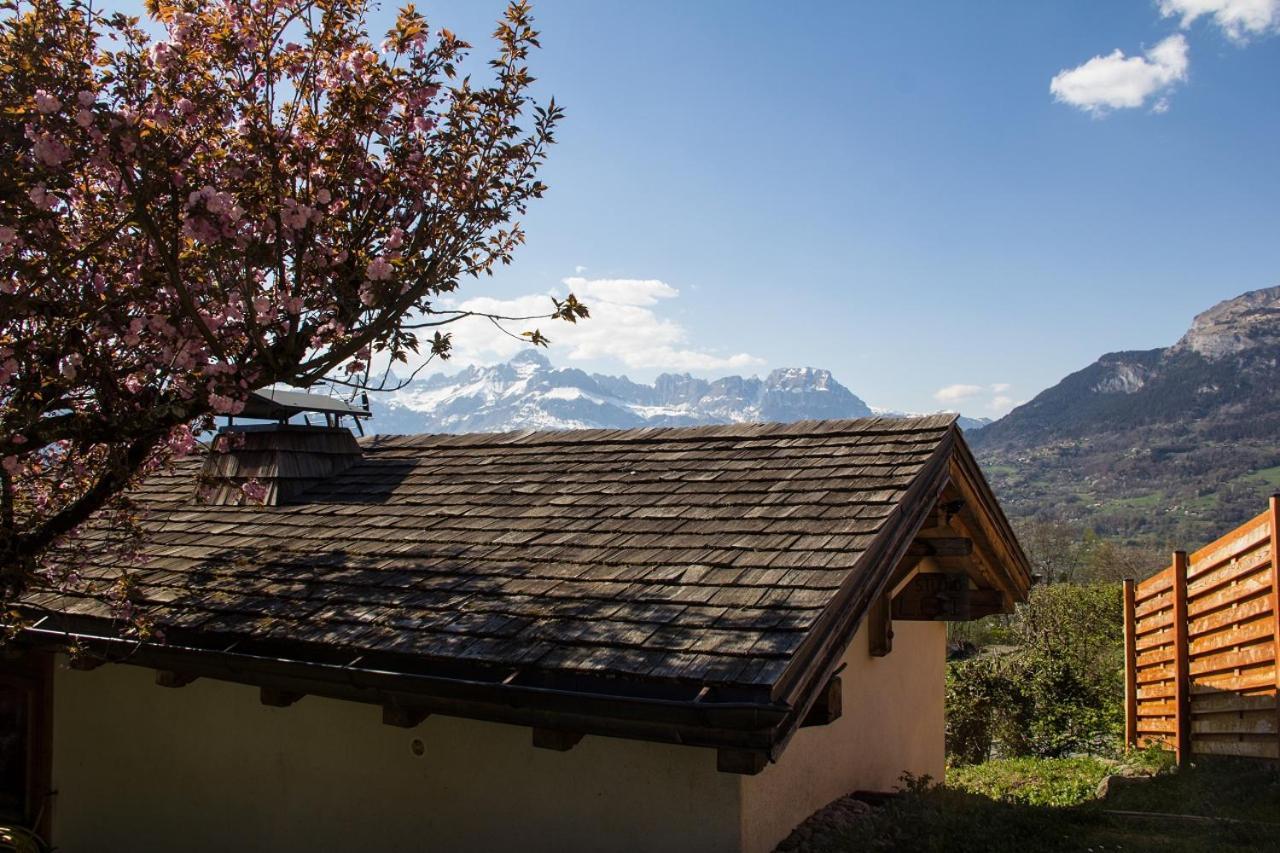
[411, 738, 425, 757]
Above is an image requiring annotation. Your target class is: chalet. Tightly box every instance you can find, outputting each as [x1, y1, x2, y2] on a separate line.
[2, 401, 1030, 852]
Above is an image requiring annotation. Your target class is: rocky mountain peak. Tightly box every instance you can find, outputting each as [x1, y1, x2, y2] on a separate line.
[765, 367, 834, 389]
[1171, 285, 1280, 360]
[971, 285, 1280, 543]
[507, 349, 552, 368]
[368, 355, 881, 434]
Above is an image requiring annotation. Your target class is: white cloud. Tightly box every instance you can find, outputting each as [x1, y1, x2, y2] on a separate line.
[562, 276, 678, 307]
[934, 382, 1017, 416]
[573, 264, 588, 274]
[1050, 34, 1189, 115]
[934, 384, 984, 403]
[417, 276, 763, 374]
[1159, 0, 1280, 40]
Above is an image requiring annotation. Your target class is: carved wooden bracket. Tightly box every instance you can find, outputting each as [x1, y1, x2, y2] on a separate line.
[891, 572, 1004, 621]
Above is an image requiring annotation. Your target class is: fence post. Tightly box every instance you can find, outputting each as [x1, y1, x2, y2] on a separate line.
[1269, 495, 1280, 763]
[1171, 550, 1191, 765]
[1123, 578, 1137, 751]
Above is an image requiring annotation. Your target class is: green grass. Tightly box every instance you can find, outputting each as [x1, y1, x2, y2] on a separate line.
[814, 756, 1280, 853]
[1095, 491, 1165, 513]
[1242, 464, 1280, 490]
[947, 756, 1114, 807]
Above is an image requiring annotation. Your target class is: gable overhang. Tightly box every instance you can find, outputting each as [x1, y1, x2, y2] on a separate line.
[758, 423, 1031, 764]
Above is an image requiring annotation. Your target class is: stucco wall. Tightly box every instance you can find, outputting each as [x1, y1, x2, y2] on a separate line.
[49, 661, 742, 853]
[48, 610, 945, 853]
[740, 618, 948, 853]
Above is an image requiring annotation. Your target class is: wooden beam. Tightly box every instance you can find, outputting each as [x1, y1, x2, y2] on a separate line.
[155, 670, 197, 688]
[531, 728, 583, 752]
[919, 501, 966, 532]
[906, 537, 973, 558]
[1123, 578, 1138, 751]
[967, 589, 1006, 619]
[382, 704, 430, 728]
[1171, 551, 1191, 766]
[801, 676, 843, 727]
[891, 573, 971, 621]
[869, 594, 893, 657]
[944, 457, 1029, 600]
[886, 553, 925, 591]
[260, 687, 303, 707]
[716, 749, 768, 775]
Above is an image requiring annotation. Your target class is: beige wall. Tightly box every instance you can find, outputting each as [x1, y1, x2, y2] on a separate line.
[50, 662, 742, 853]
[740, 618, 947, 853]
[49, 613, 945, 853]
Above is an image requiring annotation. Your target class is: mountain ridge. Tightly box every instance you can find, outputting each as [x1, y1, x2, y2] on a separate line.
[972, 285, 1280, 542]
[367, 351, 990, 435]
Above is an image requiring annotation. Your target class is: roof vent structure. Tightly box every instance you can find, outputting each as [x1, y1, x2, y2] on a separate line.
[198, 389, 368, 506]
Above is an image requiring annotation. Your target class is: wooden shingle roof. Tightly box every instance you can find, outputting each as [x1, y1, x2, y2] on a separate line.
[20, 414, 1029, 767]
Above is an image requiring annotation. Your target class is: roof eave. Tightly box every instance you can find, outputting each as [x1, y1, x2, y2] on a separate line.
[17, 612, 790, 755]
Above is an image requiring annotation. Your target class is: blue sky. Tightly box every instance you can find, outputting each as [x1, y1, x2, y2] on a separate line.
[118, 0, 1280, 416]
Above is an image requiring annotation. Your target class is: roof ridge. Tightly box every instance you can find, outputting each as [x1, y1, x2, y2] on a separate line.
[360, 414, 958, 451]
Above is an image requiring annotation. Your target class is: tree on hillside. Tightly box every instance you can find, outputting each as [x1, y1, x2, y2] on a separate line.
[0, 0, 582, 600]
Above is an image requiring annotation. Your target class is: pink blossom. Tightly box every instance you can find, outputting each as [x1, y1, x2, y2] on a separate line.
[1, 456, 18, 475]
[0, 226, 15, 245]
[31, 133, 70, 167]
[168, 425, 197, 458]
[315, 187, 331, 204]
[27, 184, 56, 210]
[280, 199, 312, 230]
[209, 393, 244, 414]
[366, 256, 393, 281]
[33, 90, 61, 113]
[177, 98, 195, 116]
[75, 109, 93, 128]
[240, 479, 268, 503]
[153, 42, 174, 69]
[76, 90, 95, 106]
[386, 227, 404, 249]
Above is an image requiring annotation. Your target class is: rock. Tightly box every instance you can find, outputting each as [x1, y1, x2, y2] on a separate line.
[1172, 285, 1280, 360]
[1095, 772, 1146, 800]
[773, 793, 875, 852]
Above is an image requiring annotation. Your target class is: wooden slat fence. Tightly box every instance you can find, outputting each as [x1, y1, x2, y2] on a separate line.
[1124, 496, 1280, 763]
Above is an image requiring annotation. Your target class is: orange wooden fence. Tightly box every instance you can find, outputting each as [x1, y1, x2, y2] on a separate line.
[1124, 496, 1280, 763]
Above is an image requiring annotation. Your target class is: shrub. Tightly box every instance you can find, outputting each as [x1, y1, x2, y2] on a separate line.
[946, 583, 1124, 762]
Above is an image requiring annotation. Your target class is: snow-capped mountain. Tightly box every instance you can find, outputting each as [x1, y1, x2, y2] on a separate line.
[872, 406, 992, 433]
[366, 351, 983, 435]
